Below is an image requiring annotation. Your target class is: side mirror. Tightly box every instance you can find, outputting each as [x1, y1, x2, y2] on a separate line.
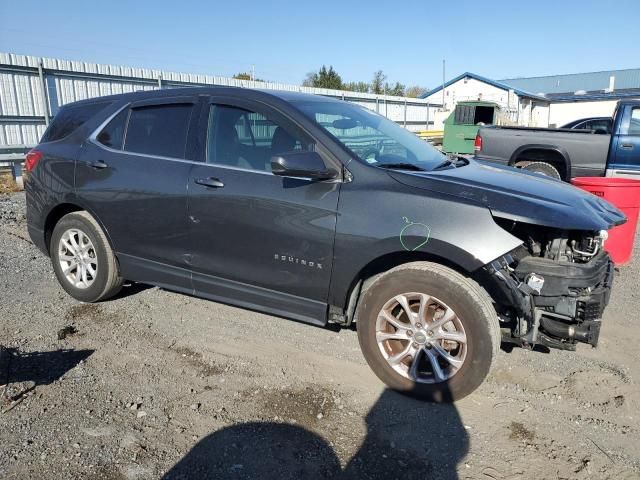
[271, 151, 338, 180]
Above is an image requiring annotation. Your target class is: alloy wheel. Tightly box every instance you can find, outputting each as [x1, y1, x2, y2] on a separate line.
[58, 228, 98, 289]
[375, 292, 467, 384]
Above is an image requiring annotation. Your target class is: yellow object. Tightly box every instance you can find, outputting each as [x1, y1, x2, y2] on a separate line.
[417, 130, 444, 138]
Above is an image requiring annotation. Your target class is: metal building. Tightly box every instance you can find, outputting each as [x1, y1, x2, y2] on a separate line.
[500, 68, 640, 127]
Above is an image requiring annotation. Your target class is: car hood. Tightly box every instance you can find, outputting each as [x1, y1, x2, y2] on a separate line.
[388, 160, 626, 231]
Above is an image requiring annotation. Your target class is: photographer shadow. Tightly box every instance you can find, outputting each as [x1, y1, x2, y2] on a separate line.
[0, 347, 93, 398]
[162, 387, 468, 480]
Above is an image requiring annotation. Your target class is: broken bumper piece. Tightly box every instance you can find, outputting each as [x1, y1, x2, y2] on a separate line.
[486, 250, 614, 351]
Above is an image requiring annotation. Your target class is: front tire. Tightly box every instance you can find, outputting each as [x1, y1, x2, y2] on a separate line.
[50, 211, 123, 302]
[357, 262, 500, 402]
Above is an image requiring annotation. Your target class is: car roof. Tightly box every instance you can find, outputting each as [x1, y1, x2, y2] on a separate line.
[562, 116, 612, 127]
[573, 117, 611, 122]
[63, 86, 343, 109]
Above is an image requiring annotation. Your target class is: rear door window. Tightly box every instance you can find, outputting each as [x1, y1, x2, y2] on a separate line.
[582, 119, 612, 134]
[41, 101, 111, 143]
[124, 104, 193, 159]
[629, 108, 640, 135]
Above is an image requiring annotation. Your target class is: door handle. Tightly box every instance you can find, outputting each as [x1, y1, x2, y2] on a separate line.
[194, 177, 224, 188]
[621, 144, 634, 150]
[89, 160, 109, 169]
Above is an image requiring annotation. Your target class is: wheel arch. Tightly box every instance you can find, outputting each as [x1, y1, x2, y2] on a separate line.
[509, 144, 572, 180]
[338, 249, 475, 326]
[44, 202, 117, 256]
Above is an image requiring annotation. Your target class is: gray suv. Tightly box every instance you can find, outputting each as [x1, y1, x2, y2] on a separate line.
[25, 87, 624, 401]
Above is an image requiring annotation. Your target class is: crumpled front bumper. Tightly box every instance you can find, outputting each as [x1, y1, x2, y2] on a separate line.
[514, 250, 613, 322]
[487, 250, 614, 350]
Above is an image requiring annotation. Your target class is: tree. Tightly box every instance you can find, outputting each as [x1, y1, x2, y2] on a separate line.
[385, 81, 406, 97]
[303, 65, 343, 90]
[233, 72, 263, 82]
[405, 85, 428, 98]
[343, 81, 370, 93]
[302, 71, 316, 87]
[371, 70, 387, 94]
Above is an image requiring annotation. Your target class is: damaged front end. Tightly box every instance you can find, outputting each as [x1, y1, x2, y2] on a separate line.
[484, 220, 614, 351]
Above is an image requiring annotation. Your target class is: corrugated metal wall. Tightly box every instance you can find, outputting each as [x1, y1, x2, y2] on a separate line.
[0, 52, 439, 146]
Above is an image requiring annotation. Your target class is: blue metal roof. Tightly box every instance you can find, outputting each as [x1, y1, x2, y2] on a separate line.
[545, 89, 640, 102]
[420, 72, 548, 101]
[500, 68, 640, 95]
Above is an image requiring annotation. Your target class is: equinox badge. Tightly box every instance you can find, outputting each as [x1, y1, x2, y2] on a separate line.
[274, 254, 323, 270]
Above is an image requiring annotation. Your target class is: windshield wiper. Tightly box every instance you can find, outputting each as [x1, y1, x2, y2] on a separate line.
[377, 163, 425, 171]
[432, 159, 455, 170]
[432, 155, 469, 171]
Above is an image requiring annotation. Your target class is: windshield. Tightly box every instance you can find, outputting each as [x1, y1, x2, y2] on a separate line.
[292, 100, 448, 171]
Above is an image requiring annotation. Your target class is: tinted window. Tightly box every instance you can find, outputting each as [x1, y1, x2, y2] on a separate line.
[629, 108, 640, 135]
[207, 105, 307, 172]
[124, 104, 193, 159]
[583, 119, 612, 134]
[41, 101, 111, 143]
[96, 109, 129, 149]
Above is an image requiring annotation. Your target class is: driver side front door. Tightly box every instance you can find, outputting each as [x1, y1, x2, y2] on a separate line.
[187, 97, 342, 324]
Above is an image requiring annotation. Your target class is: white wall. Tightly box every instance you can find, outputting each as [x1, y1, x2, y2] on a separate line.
[548, 100, 621, 127]
[425, 77, 512, 111]
[530, 101, 550, 127]
[424, 76, 550, 128]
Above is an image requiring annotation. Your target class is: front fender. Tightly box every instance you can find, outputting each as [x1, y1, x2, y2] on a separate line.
[328, 182, 523, 308]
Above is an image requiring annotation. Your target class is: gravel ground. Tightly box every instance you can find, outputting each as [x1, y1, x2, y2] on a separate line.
[0, 191, 639, 479]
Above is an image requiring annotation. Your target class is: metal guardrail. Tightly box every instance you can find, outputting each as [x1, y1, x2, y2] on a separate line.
[0, 145, 32, 189]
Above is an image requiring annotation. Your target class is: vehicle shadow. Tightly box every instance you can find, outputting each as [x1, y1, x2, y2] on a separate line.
[0, 347, 94, 391]
[162, 387, 468, 480]
[111, 281, 153, 300]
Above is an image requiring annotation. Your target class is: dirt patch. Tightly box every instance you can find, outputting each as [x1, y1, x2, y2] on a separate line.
[0, 191, 26, 225]
[0, 174, 22, 194]
[257, 386, 339, 427]
[508, 421, 535, 443]
[560, 369, 630, 408]
[65, 303, 123, 326]
[66, 303, 101, 322]
[2, 191, 640, 479]
[83, 465, 128, 480]
[172, 346, 226, 376]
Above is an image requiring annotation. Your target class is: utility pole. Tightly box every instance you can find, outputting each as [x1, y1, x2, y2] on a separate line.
[251, 65, 255, 81]
[442, 59, 446, 110]
[384, 85, 387, 117]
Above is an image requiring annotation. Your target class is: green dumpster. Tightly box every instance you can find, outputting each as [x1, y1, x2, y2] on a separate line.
[443, 101, 500, 154]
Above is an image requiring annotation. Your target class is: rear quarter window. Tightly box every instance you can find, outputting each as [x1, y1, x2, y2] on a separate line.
[41, 101, 111, 143]
[96, 109, 129, 149]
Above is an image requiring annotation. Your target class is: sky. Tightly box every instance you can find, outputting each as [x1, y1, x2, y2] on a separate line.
[1, 0, 639, 89]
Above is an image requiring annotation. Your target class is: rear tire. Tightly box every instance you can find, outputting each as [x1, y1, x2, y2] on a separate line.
[517, 161, 562, 180]
[356, 262, 500, 402]
[50, 211, 123, 302]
